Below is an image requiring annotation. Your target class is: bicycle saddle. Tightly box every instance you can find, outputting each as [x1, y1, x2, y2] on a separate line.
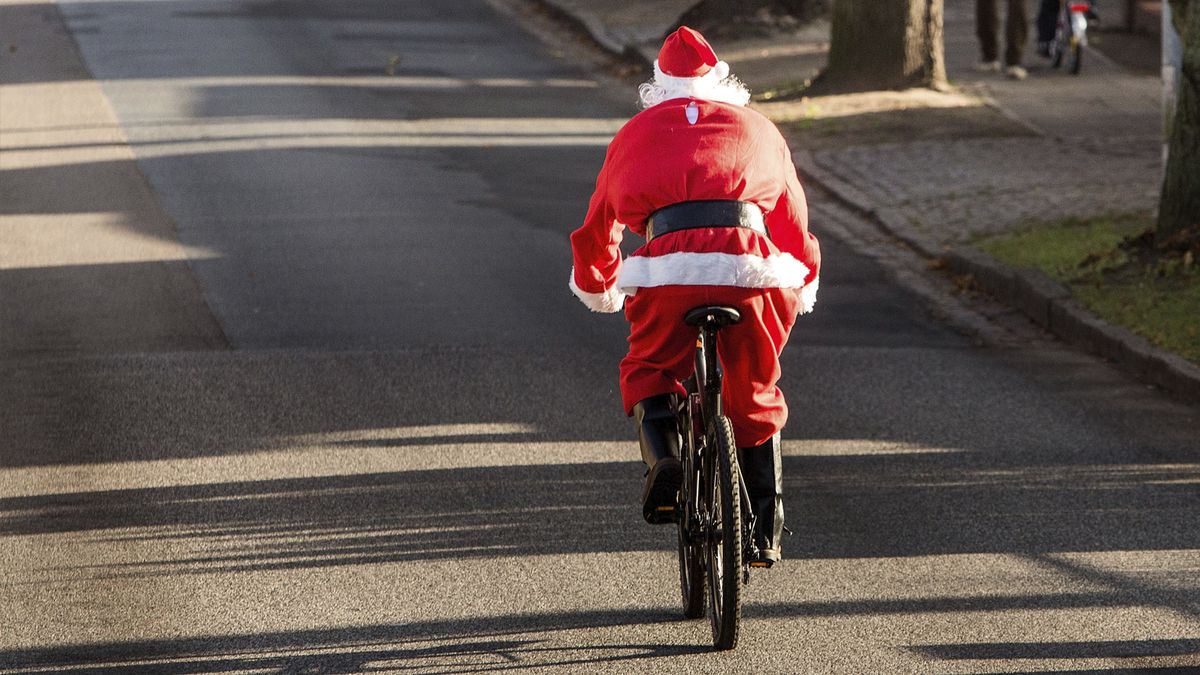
[684, 305, 742, 327]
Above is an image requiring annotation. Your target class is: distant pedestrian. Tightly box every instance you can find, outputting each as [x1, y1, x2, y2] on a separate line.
[976, 0, 1029, 79]
[1036, 0, 1060, 54]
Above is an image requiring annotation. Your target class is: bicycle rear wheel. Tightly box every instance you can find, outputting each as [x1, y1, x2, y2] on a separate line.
[1051, 24, 1066, 68]
[677, 451, 705, 619]
[704, 415, 742, 650]
[677, 384, 706, 618]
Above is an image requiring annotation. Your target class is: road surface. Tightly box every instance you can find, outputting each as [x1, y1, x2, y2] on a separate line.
[1, 0, 1197, 671]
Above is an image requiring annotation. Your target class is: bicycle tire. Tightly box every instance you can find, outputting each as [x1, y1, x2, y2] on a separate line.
[1069, 42, 1083, 75]
[676, 385, 706, 619]
[677, 450, 705, 619]
[704, 415, 742, 650]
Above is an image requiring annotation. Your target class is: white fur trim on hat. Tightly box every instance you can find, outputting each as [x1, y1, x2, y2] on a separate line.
[640, 60, 750, 108]
[654, 59, 729, 93]
[616, 252, 810, 293]
[655, 59, 729, 86]
[569, 270, 626, 313]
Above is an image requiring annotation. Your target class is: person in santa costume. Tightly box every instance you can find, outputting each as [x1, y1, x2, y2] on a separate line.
[568, 26, 820, 567]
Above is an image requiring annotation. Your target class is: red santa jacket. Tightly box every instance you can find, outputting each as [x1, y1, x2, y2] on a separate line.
[569, 97, 821, 313]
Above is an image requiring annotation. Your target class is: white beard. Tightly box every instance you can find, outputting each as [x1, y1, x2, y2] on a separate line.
[637, 60, 752, 109]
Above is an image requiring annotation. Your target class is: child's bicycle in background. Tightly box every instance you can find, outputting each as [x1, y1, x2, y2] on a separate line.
[1049, 1, 1097, 75]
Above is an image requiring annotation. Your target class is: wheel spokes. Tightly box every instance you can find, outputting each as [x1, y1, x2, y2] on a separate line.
[708, 475, 724, 614]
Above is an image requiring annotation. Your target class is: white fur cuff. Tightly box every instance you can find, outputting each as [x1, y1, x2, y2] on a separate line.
[569, 271, 626, 313]
[797, 277, 820, 315]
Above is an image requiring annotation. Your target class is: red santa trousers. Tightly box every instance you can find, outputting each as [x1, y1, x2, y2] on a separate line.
[620, 283, 800, 449]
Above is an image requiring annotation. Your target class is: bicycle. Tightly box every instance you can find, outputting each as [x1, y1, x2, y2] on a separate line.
[672, 304, 763, 650]
[1049, 1, 1094, 75]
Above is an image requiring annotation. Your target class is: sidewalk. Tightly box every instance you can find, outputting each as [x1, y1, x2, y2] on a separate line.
[537, 0, 1200, 403]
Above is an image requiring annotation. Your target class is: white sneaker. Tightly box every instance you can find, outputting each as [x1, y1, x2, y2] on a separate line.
[1005, 65, 1028, 80]
[975, 60, 1001, 73]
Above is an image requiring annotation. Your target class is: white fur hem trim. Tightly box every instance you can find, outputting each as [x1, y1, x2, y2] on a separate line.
[797, 277, 819, 315]
[616, 252, 810, 293]
[569, 271, 626, 313]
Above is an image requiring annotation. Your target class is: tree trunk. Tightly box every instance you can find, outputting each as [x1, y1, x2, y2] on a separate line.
[1158, 0, 1200, 242]
[824, 0, 946, 91]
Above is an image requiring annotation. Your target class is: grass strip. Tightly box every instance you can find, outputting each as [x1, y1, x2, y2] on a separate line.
[978, 214, 1200, 364]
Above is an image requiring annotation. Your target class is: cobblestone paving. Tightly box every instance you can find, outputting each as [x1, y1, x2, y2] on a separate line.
[812, 134, 1163, 244]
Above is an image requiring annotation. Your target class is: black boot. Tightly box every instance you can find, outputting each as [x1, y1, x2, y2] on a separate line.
[740, 434, 784, 567]
[632, 394, 683, 524]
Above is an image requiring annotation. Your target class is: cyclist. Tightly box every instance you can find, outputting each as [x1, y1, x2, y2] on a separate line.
[568, 26, 821, 567]
[1037, 0, 1099, 57]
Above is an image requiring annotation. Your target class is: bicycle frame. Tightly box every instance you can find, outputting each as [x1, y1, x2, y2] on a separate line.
[686, 314, 760, 573]
[692, 318, 723, 421]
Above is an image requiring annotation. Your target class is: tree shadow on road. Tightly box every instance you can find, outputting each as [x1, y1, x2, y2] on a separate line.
[5, 451, 1198, 580]
[0, 462, 662, 576]
[0, 607, 707, 673]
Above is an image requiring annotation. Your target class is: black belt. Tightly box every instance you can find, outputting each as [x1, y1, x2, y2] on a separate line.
[646, 200, 767, 241]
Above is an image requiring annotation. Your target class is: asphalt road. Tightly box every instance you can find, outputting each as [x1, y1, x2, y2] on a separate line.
[1, 0, 1198, 672]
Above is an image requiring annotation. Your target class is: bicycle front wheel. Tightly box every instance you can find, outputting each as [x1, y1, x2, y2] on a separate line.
[1069, 41, 1083, 74]
[704, 415, 742, 650]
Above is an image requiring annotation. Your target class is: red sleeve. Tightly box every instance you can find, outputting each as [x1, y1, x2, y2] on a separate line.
[764, 132, 820, 286]
[570, 144, 626, 292]
[567, 142, 628, 312]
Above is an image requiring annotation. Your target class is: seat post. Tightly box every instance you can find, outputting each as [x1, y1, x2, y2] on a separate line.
[702, 323, 723, 418]
[683, 305, 741, 421]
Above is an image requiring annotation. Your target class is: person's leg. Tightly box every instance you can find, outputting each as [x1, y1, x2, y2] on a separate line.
[1004, 0, 1029, 67]
[976, 0, 1000, 66]
[713, 287, 798, 448]
[619, 286, 702, 413]
[621, 285, 705, 523]
[741, 434, 784, 565]
[713, 286, 799, 566]
[1036, 0, 1060, 45]
[631, 393, 682, 523]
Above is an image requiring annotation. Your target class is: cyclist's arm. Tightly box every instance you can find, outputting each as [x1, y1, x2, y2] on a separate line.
[569, 149, 627, 313]
[764, 135, 822, 313]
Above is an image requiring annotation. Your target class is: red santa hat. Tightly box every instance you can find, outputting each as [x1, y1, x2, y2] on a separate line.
[654, 26, 731, 84]
[657, 26, 718, 77]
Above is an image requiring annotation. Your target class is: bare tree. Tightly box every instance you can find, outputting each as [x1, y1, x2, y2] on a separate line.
[823, 0, 947, 91]
[1159, 0, 1200, 242]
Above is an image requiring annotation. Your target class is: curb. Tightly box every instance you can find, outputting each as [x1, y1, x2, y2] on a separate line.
[528, 0, 657, 73]
[794, 151, 1200, 407]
